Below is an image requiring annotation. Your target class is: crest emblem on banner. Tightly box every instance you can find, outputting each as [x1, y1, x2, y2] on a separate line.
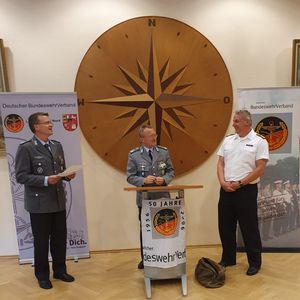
[153, 208, 178, 236]
[62, 114, 78, 131]
[255, 116, 288, 151]
[4, 114, 24, 133]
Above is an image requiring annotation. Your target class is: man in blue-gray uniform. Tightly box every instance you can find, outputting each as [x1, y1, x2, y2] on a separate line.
[217, 110, 269, 276]
[15, 112, 76, 289]
[126, 124, 175, 269]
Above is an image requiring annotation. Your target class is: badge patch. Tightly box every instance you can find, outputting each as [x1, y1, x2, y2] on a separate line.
[153, 208, 178, 236]
[62, 114, 78, 131]
[157, 161, 167, 175]
[4, 114, 24, 133]
[138, 162, 147, 177]
[58, 155, 64, 165]
[37, 167, 43, 174]
[255, 116, 288, 151]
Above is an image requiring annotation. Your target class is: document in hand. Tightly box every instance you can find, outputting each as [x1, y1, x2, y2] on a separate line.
[58, 165, 82, 177]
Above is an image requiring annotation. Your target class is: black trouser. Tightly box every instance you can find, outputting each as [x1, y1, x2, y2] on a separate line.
[138, 207, 143, 261]
[218, 184, 262, 268]
[30, 210, 67, 280]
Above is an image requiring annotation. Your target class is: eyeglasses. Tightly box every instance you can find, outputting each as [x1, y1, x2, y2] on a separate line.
[37, 121, 53, 125]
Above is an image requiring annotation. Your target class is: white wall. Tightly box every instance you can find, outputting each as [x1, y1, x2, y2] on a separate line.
[1, 0, 300, 255]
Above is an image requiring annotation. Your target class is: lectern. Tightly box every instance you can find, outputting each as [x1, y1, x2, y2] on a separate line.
[124, 185, 202, 298]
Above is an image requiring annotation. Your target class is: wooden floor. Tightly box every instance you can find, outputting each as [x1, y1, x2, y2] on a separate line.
[0, 245, 300, 300]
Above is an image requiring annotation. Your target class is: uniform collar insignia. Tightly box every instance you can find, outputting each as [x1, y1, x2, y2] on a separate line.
[141, 146, 158, 153]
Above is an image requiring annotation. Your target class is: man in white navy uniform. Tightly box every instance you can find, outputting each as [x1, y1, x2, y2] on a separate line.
[126, 124, 175, 269]
[15, 112, 76, 289]
[217, 110, 269, 276]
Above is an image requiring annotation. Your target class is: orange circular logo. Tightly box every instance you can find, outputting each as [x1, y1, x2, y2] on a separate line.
[255, 116, 288, 151]
[153, 209, 178, 236]
[4, 114, 24, 133]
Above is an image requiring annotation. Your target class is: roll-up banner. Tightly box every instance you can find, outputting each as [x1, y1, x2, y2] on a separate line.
[0, 93, 89, 263]
[237, 87, 300, 251]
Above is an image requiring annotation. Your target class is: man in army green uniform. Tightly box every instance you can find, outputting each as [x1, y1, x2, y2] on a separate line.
[126, 124, 175, 269]
[15, 112, 76, 289]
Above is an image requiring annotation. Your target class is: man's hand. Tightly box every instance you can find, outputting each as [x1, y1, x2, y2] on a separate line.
[155, 177, 165, 185]
[66, 173, 76, 180]
[230, 181, 240, 191]
[144, 175, 156, 185]
[221, 181, 236, 192]
[48, 175, 61, 185]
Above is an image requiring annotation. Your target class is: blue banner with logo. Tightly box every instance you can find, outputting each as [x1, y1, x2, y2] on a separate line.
[0, 93, 89, 263]
[237, 87, 300, 250]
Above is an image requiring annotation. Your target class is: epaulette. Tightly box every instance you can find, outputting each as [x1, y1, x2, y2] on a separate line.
[20, 140, 30, 145]
[130, 147, 139, 154]
[50, 139, 60, 144]
[256, 133, 266, 139]
[157, 145, 167, 150]
[226, 133, 235, 137]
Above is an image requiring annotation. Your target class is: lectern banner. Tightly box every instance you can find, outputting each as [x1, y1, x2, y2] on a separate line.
[0, 93, 89, 263]
[141, 197, 186, 268]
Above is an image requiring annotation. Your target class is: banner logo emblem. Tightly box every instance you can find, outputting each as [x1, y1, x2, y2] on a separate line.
[255, 116, 288, 151]
[4, 114, 24, 133]
[62, 114, 78, 131]
[153, 208, 178, 236]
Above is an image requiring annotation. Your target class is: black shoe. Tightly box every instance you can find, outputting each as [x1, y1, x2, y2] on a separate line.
[54, 273, 75, 282]
[38, 279, 53, 289]
[138, 261, 144, 269]
[218, 261, 236, 267]
[246, 266, 260, 276]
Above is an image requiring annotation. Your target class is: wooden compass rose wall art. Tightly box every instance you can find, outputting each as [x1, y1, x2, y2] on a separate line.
[75, 16, 233, 175]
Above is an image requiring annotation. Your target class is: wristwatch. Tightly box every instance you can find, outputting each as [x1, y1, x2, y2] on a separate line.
[238, 180, 244, 188]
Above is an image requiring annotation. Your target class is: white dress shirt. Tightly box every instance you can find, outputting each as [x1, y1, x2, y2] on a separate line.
[217, 129, 269, 183]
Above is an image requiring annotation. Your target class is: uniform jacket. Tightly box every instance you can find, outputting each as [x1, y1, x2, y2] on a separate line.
[15, 136, 69, 213]
[126, 145, 175, 207]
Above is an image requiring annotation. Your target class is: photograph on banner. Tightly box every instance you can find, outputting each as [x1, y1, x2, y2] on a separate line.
[142, 197, 186, 269]
[0, 93, 89, 262]
[237, 87, 300, 249]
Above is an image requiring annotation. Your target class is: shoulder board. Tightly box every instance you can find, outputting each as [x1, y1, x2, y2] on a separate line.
[226, 133, 235, 137]
[256, 133, 266, 139]
[157, 145, 167, 150]
[130, 147, 139, 154]
[50, 139, 60, 144]
[20, 140, 31, 145]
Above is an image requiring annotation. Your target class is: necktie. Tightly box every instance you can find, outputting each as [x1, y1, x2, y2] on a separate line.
[44, 143, 52, 154]
[148, 149, 153, 161]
